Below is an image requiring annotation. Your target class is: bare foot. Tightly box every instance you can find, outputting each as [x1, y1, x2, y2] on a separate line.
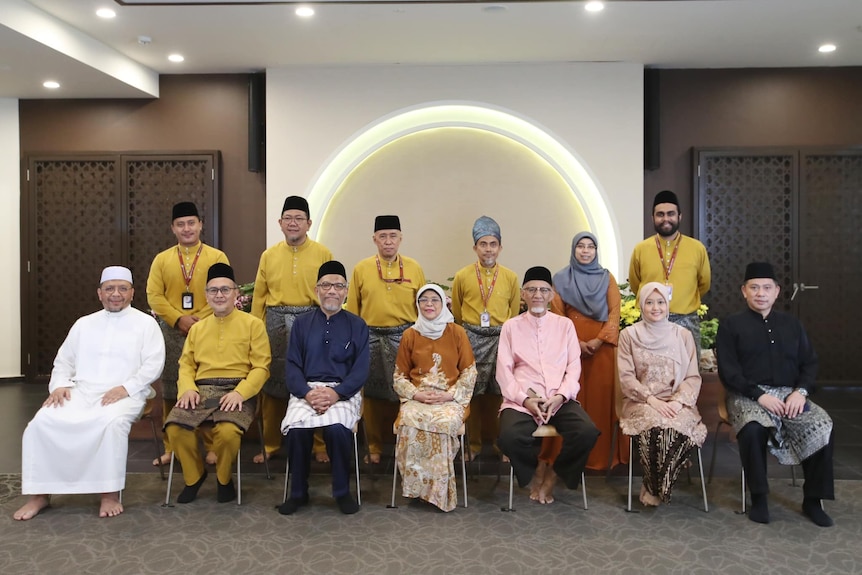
[99, 493, 124, 518]
[253, 451, 271, 464]
[13, 495, 50, 521]
[205, 451, 218, 465]
[538, 469, 558, 504]
[363, 453, 381, 465]
[152, 453, 172, 467]
[530, 461, 548, 501]
[639, 485, 660, 507]
[314, 451, 330, 464]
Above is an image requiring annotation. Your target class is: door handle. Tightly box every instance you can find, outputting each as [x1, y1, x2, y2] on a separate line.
[800, 283, 819, 291]
[791, 282, 819, 301]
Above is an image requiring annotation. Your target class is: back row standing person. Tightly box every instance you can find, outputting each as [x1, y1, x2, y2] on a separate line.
[629, 190, 711, 361]
[147, 202, 228, 469]
[346, 215, 426, 465]
[251, 196, 333, 465]
[450, 216, 520, 461]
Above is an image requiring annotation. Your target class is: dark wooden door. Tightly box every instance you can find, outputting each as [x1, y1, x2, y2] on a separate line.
[696, 147, 860, 385]
[22, 152, 219, 380]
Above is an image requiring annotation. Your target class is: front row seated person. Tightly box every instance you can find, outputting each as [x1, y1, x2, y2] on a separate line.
[617, 282, 706, 507]
[14, 266, 165, 520]
[393, 284, 477, 512]
[717, 262, 834, 527]
[497, 266, 599, 505]
[279, 261, 370, 516]
[164, 263, 271, 504]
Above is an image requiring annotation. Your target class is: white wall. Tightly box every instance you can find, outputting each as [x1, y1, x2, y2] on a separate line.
[0, 99, 21, 377]
[265, 63, 643, 280]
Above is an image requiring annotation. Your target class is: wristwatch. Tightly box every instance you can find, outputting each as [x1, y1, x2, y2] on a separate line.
[795, 388, 809, 398]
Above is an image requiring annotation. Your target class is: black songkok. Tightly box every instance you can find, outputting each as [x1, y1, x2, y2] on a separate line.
[282, 196, 310, 217]
[172, 202, 200, 221]
[522, 266, 553, 286]
[652, 190, 679, 209]
[318, 260, 347, 281]
[743, 262, 777, 282]
[374, 215, 401, 232]
[207, 263, 235, 283]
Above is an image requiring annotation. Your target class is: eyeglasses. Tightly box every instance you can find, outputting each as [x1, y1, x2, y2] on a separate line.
[280, 216, 308, 224]
[575, 243, 597, 251]
[101, 285, 131, 294]
[205, 286, 237, 296]
[418, 297, 442, 305]
[317, 282, 348, 291]
[523, 287, 552, 295]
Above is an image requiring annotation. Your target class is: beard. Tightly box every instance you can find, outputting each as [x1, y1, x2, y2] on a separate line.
[654, 220, 679, 237]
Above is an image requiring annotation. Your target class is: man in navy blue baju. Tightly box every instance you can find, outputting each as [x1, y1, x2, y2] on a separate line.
[278, 261, 370, 515]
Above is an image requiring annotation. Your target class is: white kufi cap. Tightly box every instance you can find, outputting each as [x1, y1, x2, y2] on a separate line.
[100, 266, 133, 285]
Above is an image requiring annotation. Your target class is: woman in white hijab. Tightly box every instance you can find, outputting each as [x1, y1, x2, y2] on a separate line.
[617, 282, 706, 507]
[392, 284, 477, 511]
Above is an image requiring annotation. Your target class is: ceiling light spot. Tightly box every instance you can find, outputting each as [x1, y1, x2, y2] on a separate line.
[138, 35, 152, 46]
[43, 81, 60, 89]
[295, 6, 315, 18]
[585, 1, 604, 12]
[96, 8, 116, 19]
[168, 54, 185, 63]
[818, 43, 837, 53]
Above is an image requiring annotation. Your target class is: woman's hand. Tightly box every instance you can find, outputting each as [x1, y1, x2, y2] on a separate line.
[646, 396, 679, 419]
[413, 390, 454, 404]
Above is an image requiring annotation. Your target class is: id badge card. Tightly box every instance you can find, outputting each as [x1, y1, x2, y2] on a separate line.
[182, 292, 194, 310]
[480, 311, 491, 327]
[665, 282, 673, 302]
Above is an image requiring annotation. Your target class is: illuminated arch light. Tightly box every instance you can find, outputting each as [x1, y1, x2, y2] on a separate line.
[307, 103, 620, 274]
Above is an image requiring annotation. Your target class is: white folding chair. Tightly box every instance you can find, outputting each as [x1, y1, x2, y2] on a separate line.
[282, 422, 362, 506]
[389, 424, 468, 509]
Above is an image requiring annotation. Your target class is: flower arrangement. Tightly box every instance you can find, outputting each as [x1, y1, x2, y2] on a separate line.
[236, 282, 254, 312]
[618, 282, 640, 329]
[699, 308, 719, 350]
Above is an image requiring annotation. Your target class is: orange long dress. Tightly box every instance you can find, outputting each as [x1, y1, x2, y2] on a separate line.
[550, 273, 628, 471]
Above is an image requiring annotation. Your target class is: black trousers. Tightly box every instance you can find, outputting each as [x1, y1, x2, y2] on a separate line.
[737, 421, 835, 500]
[286, 424, 354, 499]
[498, 401, 599, 490]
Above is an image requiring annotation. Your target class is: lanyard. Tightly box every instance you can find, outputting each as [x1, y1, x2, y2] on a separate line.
[376, 255, 410, 283]
[177, 244, 203, 293]
[474, 262, 499, 312]
[654, 234, 680, 282]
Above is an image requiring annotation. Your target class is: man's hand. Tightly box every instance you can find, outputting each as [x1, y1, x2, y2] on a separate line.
[757, 393, 785, 417]
[43, 387, 72, 408]
[176, 315, 200, 336]
[101, 385, 129, 406]
[784, 391, 807, 419]
[523, 397, 546, 420]
[541, 394, 566, 422]
[219, 391, 245, 412]
[176, 390, 200, 410]
[647, 396, 678, 419]
[306, 387, 339, 414]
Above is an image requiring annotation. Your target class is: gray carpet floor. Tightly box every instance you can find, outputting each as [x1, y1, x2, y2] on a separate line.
[1, 472, 859, 575]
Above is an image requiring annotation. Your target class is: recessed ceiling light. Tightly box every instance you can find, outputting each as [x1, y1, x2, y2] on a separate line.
[818, 43, 837, 53]
[168, 54, 185, 63]
[43, 81, 60, 89]
[96, 8, 116, 19]
[295, 6, 314, 18]
[585, 1, 604, 12]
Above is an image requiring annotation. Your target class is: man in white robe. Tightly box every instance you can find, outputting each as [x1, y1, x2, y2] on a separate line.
[13, 266, 165, 520]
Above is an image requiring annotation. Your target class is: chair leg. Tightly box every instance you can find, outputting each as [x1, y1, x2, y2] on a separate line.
[282, 455, 290, 504]
[697, 447, 708, 512]
[119, 489, 123, 505]
[741, 468, 747, 514]
[257, 416, 272, 480]
[500, 464, 515, 512]
[353, 431, 361, 506]
[387, 433, 399, 508]
[626, 436, 633, 512]
[163, 452, 176, 507]
[581, 472, 588, 510]
[148, 416, 165, 481]
[791, 465, 797, 487]
[606, 425, 618, 480]
[460, 433, 468, 508]
[236, 446, 242, 506]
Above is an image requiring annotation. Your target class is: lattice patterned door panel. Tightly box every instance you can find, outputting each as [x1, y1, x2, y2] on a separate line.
[23, 152, 219, 379]
[124, 156, 216, 313]
[798, 151, 862, 384]
[695, 151, 797, 322]
[26, 158, 124, 377]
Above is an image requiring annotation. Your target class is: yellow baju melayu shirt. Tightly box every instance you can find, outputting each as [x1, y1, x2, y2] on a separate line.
[178, 310, 271, 400]
[450, 262, 520, 326]
[628, 233, 711, 315]
[146, 241, 229, 327]
[346, 254, 426, 326]
[250, 238, 333, 319]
